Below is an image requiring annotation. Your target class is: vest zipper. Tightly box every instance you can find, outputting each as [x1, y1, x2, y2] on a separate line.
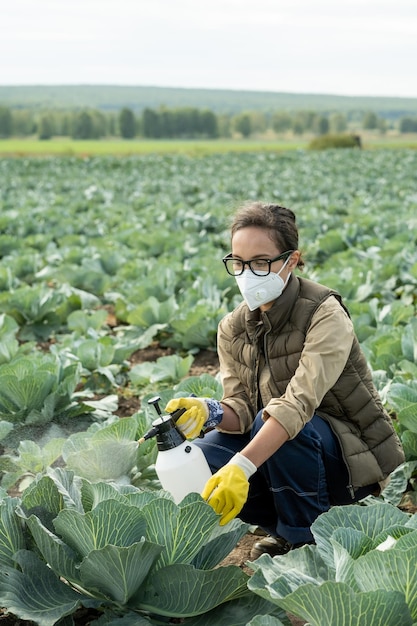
[262, 315, 272, 367]
[252, 319, 270, 413]
[257, 326, 272, 413]
[263, 332, 270, 368]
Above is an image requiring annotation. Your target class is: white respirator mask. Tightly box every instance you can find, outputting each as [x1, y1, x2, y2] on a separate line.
[235, 257, 291, 311]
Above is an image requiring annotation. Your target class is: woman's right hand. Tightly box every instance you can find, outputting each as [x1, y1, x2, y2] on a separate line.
[165, 397, 223, 439]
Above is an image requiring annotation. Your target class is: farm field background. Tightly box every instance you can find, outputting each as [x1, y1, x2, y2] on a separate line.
[0, 148, 416, 402]
[1, 147, 417, 625]
[0, 137, 307, 156]
[0, 146, 416, 446]
[1, 132, 417, 156]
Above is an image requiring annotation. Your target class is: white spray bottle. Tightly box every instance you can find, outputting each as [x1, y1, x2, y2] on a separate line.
[138, 396, 212, 504]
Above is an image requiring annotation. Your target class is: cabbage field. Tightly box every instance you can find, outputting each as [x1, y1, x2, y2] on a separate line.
[1, 148, 417, 625]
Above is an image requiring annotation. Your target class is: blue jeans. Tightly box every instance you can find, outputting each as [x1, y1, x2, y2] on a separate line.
[194, 411, 378, 544]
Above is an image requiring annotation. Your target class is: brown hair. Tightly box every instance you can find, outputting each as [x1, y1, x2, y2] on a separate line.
[231, 202, 304, 269]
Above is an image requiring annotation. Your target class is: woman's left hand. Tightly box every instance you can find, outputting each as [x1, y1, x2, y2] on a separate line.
[201, 452, 257, 525]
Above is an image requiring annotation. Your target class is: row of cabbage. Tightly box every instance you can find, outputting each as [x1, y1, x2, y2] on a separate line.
[0, 150, 417, 625]
[0, 150, 416, 430]
[3, 466, 417, 626]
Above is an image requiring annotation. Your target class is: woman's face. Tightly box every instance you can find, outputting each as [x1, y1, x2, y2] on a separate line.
[231, 226, 299, 310]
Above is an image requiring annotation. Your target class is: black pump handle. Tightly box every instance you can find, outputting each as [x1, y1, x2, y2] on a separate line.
[148, 396, 162, 416]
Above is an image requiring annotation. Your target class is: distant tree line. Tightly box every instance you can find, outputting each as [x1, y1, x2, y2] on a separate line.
[0, 104, 416, 140]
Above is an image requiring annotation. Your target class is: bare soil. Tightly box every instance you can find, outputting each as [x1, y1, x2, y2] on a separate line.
[115, 345, 221, 417]
[219, 532, 306, 626]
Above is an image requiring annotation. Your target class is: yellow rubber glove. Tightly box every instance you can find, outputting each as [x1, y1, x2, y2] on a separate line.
[165, 397, 223, 439]
[201, 453, 257, 525]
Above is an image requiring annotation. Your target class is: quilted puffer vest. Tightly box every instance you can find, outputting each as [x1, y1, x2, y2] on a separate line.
[225, 275, 404, 487]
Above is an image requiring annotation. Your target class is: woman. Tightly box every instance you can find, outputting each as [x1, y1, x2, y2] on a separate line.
[166, 202, 404, 558]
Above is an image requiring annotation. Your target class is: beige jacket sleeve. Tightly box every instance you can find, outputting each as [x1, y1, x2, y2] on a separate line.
[263, 296, 354, 438]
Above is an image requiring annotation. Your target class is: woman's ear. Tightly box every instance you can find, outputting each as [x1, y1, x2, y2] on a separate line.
[289, 250, 301, 269]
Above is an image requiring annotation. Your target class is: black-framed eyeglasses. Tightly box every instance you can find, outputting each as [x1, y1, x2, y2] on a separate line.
[222, 251, 294, 276]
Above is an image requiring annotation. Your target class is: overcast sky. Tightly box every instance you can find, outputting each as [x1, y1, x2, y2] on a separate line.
[1, 0, 416, 98]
